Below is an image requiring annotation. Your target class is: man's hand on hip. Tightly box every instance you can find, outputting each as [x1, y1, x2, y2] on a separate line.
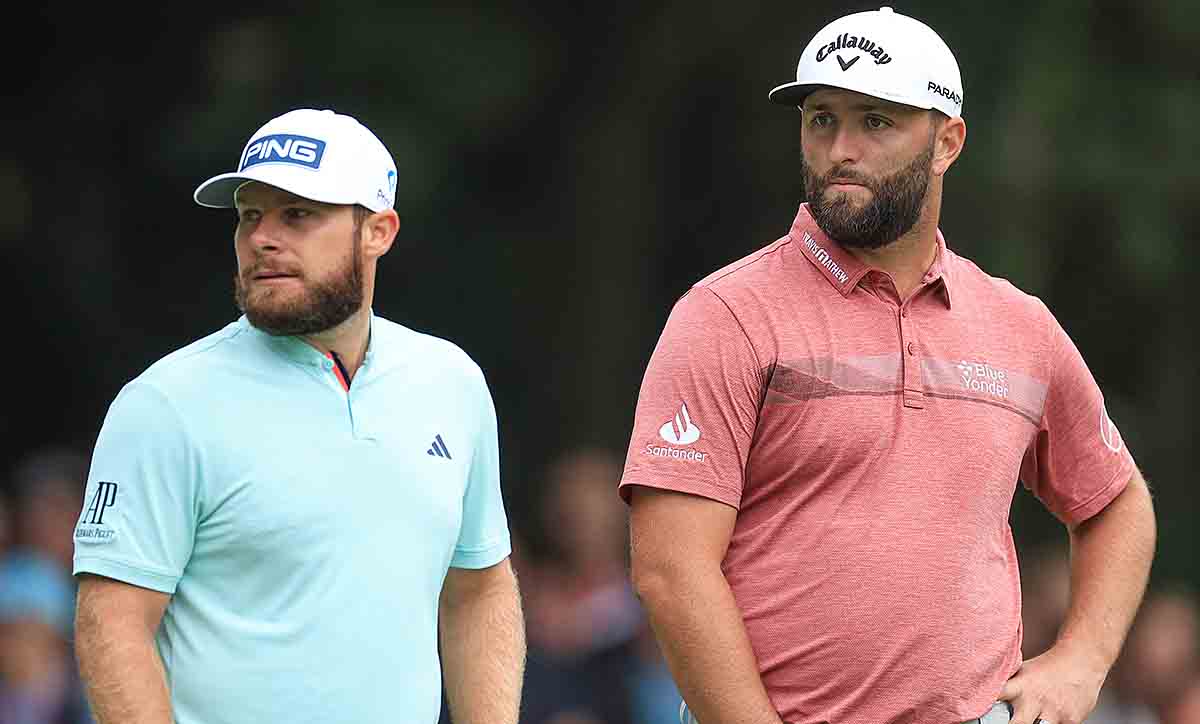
[1000, 643, 1107, 724]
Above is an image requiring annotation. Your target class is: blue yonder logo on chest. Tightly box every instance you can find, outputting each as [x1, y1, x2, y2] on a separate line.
[815, 32, 893, 66]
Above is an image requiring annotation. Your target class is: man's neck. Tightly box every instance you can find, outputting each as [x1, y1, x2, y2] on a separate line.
[300, 306, 371, 381]
[843, 214, 939, 301]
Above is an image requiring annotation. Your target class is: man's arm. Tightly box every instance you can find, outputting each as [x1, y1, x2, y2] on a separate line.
[1003, 469, 1157, 724]
[439, 558, 525, 724]
[630, 486, 784, 724]
[74, 573, 173, 724]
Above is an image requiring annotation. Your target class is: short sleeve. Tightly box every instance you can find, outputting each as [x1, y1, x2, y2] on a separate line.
[73, 381, 201, 593]
[619, 287, 765, 508]
[1019, 311, 1136, 526]
[450, 373, 512, 569]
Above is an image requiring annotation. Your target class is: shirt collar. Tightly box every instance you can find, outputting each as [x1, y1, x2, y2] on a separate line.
[791, 203, 954, 309]
[240, 309, 379, 366]
[927, 230, 954, 309]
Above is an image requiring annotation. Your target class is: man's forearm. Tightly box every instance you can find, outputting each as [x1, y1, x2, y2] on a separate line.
[637, 563, 782, 724]
[1057, 471, 1156, 671]
[439, 569, 525, 724]
[75, 609, 172, 724]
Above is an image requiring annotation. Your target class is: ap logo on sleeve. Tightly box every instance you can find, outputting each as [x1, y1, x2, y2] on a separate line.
[75, 481, 120, 544]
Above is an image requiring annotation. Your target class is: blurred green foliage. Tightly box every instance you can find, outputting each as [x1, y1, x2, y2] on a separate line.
[3, 1, 1195, 584]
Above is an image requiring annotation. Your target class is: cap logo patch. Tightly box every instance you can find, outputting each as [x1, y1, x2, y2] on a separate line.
[239, 134, 326, 172]
[815, 33, 892, 66]
[927, 81, 962, 107]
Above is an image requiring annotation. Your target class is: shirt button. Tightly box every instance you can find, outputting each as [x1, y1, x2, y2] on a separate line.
[901, 307, 909, 318]
[907, 342, 916, 356]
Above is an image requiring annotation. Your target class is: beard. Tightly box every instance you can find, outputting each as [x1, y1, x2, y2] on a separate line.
[804, 142, 934, 250]
[234, 238, 364, 337]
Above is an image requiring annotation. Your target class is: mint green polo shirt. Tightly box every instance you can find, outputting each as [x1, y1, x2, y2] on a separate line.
[74, 314, 511, 724]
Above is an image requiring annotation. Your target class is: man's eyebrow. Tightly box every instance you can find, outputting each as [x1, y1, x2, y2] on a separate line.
[234, 193, 321, 209]
[805, 101, 902, 113]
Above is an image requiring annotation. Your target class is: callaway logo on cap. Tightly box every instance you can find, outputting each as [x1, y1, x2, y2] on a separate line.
[769, 6, 964, 117]
[193, 108, 398, 212]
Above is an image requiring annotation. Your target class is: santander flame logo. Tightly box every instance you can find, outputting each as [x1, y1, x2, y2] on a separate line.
[659, 403, 701, 445]
[1100, 402, 1123, 454]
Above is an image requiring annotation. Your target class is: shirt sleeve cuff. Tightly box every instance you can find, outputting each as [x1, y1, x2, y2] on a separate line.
[73, 556, 181, 594]
[450, 537, 512, 569]
[1058, 459, 1134, 527]
[619, 477, 742, 509]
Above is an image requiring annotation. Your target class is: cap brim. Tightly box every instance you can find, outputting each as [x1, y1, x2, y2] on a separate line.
[768, 81, 818, 106]
[193, 173, 253, 209]
[192, 166, 363, 209]
[769, 81, 943, 115]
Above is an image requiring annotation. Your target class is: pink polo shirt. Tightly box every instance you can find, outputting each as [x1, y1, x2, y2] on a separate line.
[619, 204, 1136, 724]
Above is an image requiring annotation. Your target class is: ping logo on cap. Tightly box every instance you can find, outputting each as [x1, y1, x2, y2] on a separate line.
[240, 134, 326, 172]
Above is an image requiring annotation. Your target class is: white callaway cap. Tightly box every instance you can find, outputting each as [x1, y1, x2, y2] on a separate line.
[194, 108, 398, 212]
[769, 6, 963, 117]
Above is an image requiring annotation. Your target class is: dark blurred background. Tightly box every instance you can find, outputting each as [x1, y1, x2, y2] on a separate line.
[1, 1, 1196, 723]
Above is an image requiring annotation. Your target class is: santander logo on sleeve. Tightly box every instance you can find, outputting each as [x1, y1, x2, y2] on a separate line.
[645, 402, 708, 461]
[1100, 402, 1124, 453]
[660, 402, 701, 444]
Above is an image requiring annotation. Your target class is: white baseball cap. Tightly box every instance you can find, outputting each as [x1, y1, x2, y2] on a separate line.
[194, 108, 398, 212]
[769, 6, 963, 117]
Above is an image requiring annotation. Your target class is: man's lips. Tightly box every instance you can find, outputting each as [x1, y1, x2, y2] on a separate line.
[251, 270, 298, 280]
[825, 179, 873, 195]
[248, 271, 301, 285]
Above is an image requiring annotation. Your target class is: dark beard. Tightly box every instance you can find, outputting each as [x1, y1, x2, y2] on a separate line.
[804, 143, 934, 250]
[234, 239, 363, 336]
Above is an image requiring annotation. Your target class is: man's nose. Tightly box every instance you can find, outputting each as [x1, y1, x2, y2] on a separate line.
[828, 125, 864, 166]
[246, 212, 285, 252]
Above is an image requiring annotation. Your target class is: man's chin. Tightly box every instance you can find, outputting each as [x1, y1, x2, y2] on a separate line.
[244, 310, 311, 336]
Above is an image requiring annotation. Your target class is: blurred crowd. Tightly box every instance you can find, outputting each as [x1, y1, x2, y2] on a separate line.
[1022, 542, 1200, 724]
[0, 447, 93, 724]
[0, 443, 1196, 724]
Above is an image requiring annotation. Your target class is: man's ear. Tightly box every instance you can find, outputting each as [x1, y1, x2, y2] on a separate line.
[362, 209, 400, 259]
[932, 115, 966, 177]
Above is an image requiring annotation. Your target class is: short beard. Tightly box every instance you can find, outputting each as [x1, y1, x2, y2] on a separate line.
[804, 142, 934, 250]
[234, 209, 366, 336]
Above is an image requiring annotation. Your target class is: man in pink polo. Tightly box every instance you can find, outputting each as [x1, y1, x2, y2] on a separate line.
[620, 7, 1156, 724]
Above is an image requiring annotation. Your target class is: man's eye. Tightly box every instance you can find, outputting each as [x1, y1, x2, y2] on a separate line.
[809, 114, 834, 128]
[238, 210, 261, 223]
[865, 116, 891, 129]
[285, 208, 312, 220]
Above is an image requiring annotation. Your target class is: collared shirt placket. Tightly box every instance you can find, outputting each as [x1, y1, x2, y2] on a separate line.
[899, 293, 924, 410]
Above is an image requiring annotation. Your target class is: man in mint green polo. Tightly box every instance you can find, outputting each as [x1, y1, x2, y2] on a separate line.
[72, 108, 525, 724]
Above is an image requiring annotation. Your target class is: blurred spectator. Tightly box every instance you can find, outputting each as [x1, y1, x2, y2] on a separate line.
[1162, 677, 1200, 724]
[0, 492, 11, 556]
[625, 627, 680, 724]
[9, 446, 89, 573]
[1019, 544, 1200, 724]
[529, 448, 638, 657]
[1090, 585, 1200, 724]
[1020, 539, 1072, 659]
[0, 548, 92, 724]
[516, 447, 680, 724]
